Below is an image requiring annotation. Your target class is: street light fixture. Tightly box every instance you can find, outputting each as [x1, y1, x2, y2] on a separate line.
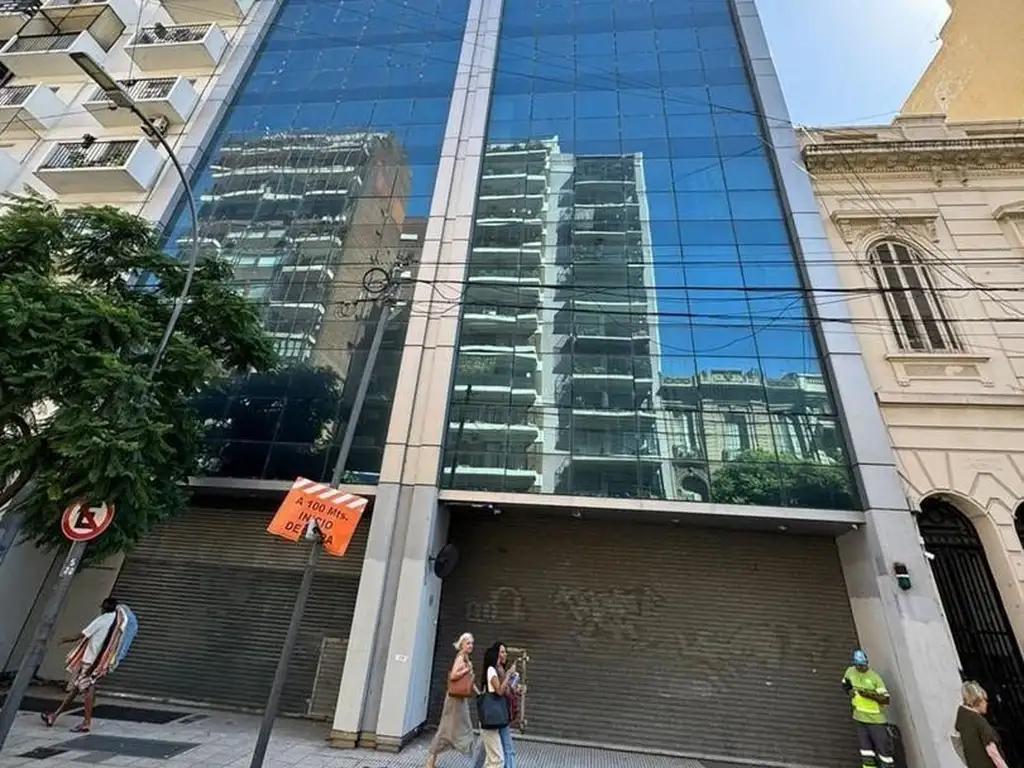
[70, 51, 202, 380]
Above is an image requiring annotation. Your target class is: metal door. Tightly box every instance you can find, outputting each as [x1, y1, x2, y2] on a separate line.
[430, 512, 860, 767]
[108, 505, 368, 717]
[919, 498, 1024, 767]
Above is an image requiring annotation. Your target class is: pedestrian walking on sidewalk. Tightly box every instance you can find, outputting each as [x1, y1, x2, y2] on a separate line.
[41, 597, 138, 733]
[472, 642, 518, 768]
[476, 642, 515, 768]
[954, 681, 1010, 768]
[426, 632, 478, 768]
[842, 649, 894, 768]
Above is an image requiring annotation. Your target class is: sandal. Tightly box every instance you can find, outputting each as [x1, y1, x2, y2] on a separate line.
[70, 722, 90, 733]
[40, 713, 54, 728]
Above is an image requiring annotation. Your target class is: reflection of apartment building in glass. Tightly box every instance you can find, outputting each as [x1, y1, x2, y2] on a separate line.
[446, 139, 670, 498]
[550, 152, 671, 499]
[446, 140, 552, 493]
[197, 132, 410, 374]
[661, 370, 840, 502]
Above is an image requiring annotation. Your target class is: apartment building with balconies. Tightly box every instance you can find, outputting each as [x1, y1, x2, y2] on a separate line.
[0, 0, 266, 212]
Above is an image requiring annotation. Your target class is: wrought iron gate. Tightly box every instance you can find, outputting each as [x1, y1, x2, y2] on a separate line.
[918, 498, 1024, 767]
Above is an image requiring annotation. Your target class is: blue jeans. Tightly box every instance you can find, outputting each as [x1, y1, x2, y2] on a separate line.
[474, 727, 515, 768]
[499, 726, 515, 768]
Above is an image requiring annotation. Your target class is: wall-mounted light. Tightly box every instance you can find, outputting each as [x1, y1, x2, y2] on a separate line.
[893, 562, 912, 591]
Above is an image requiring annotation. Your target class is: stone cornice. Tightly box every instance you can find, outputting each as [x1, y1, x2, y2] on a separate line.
[829, 207, 941, 245]
[802, 136, 1024, 178]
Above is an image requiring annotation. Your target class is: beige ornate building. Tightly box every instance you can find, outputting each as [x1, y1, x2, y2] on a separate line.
[800, 117, 1024, 751]
[902, 0, 1024, 121]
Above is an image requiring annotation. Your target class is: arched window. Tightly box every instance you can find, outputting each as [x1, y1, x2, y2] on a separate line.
[869, 240, 960, 352]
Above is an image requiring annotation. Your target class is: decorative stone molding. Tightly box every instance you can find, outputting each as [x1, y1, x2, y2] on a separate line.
[885, 352, 993, 388]
[830, 208, 941, 246]
[894, 449, 1024, 646]
[803, 136, 1024, 179]
[993, 201, 1024, 221]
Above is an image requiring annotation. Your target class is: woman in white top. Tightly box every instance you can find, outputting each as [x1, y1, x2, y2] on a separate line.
[426, 632, 477, 768]
[479, 643, 515, 768]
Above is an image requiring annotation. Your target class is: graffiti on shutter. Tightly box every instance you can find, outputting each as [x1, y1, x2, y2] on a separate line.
[552, 585, 662, 648]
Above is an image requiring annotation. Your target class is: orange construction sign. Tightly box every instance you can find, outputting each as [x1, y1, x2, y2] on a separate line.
[267, 477, 368, 557]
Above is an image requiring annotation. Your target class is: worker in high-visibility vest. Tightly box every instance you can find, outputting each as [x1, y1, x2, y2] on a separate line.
[842, 650, 894, 768]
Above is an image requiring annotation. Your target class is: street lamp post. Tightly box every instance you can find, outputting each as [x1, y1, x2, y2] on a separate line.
[70, 52, 202, 378]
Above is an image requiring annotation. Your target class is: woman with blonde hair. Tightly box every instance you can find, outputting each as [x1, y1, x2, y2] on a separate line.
[425, 632, 477, 768]
[955, 681, 1009, 768]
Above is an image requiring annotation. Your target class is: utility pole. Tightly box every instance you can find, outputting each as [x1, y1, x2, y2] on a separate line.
[0, 541, 86, 747]
[249, 264, 406, 768]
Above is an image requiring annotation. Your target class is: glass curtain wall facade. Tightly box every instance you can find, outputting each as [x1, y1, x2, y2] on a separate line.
[442, 0, 857, 509]
[162, 0, 466, 483]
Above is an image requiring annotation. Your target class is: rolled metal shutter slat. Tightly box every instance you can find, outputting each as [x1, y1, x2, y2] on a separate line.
[431, 515, 859, 766]
[108, 505, 368, 717]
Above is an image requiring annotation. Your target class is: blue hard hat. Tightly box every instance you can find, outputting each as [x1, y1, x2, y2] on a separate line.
[853, 649, 868, 665]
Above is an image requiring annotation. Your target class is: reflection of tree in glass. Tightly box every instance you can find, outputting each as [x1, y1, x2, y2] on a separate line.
[194, 366, 342, 481]
[710, 450, 856, 511]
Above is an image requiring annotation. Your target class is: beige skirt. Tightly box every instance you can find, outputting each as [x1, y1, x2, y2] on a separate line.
[429, 694, 475, 755]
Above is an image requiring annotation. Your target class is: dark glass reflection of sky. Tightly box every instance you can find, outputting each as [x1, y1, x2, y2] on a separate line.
[160, 0, 471, 484]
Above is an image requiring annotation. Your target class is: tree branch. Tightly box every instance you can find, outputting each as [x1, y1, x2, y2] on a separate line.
[0, 413, 35, 510]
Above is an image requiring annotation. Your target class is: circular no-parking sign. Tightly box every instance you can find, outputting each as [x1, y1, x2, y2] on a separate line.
[60, 500, 115, 542]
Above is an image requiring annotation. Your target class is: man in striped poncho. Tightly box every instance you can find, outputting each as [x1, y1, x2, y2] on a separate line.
[42, 597, 138, 733]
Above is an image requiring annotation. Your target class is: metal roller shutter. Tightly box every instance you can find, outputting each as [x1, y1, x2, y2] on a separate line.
[108, 504, 369, 717]
[430, 514, 859, 766]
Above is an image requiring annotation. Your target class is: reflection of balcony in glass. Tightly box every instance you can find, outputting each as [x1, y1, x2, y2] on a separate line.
[192, 132, 411, 377]
[547, 147, 671, 500]
[446, 139, 557, 492]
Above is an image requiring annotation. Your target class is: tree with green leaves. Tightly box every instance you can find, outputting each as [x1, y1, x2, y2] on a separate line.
[0, 196, 276, 563]
[710, 449, 857, 511]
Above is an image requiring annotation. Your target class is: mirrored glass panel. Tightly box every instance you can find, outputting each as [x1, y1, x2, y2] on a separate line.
[441, 0, 857, 510]
[163, 0, 467, 483]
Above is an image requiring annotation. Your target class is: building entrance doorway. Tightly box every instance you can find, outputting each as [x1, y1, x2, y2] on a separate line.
[918, 497, 1024, 767]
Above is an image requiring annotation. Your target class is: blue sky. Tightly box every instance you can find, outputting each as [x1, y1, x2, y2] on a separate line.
[757, 0, 949, 126]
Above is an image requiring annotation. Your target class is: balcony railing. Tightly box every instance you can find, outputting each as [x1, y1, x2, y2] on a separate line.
[0, 84, 33, 106]
[0, 0, 41, 12]
[89, 76, 175, 103]
[468, 266, 541, 280]
[6, 32, 77, 52]
[41, 139, 134, 169]
[130, 22, 208, 45]
[45, 0, 108, 8]
[454, 373, 535, 389]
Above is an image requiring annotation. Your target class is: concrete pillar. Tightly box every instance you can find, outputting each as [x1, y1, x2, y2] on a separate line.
[839, 515, 962, 768]
[729, 2, 964, 766]
[330, 0, 501, 746]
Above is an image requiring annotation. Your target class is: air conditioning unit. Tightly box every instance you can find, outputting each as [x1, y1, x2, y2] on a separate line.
[143, 115, 170, 138]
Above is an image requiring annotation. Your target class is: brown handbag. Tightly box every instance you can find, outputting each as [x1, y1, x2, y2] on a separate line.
[447, 663, 474, 698]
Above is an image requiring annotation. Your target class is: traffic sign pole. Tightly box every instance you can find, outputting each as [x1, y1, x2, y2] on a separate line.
[0, 500, 112, 749]
[249, 279, 384, 768]
[0, 540, 86, 749]
[249, 531, 321, 768]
